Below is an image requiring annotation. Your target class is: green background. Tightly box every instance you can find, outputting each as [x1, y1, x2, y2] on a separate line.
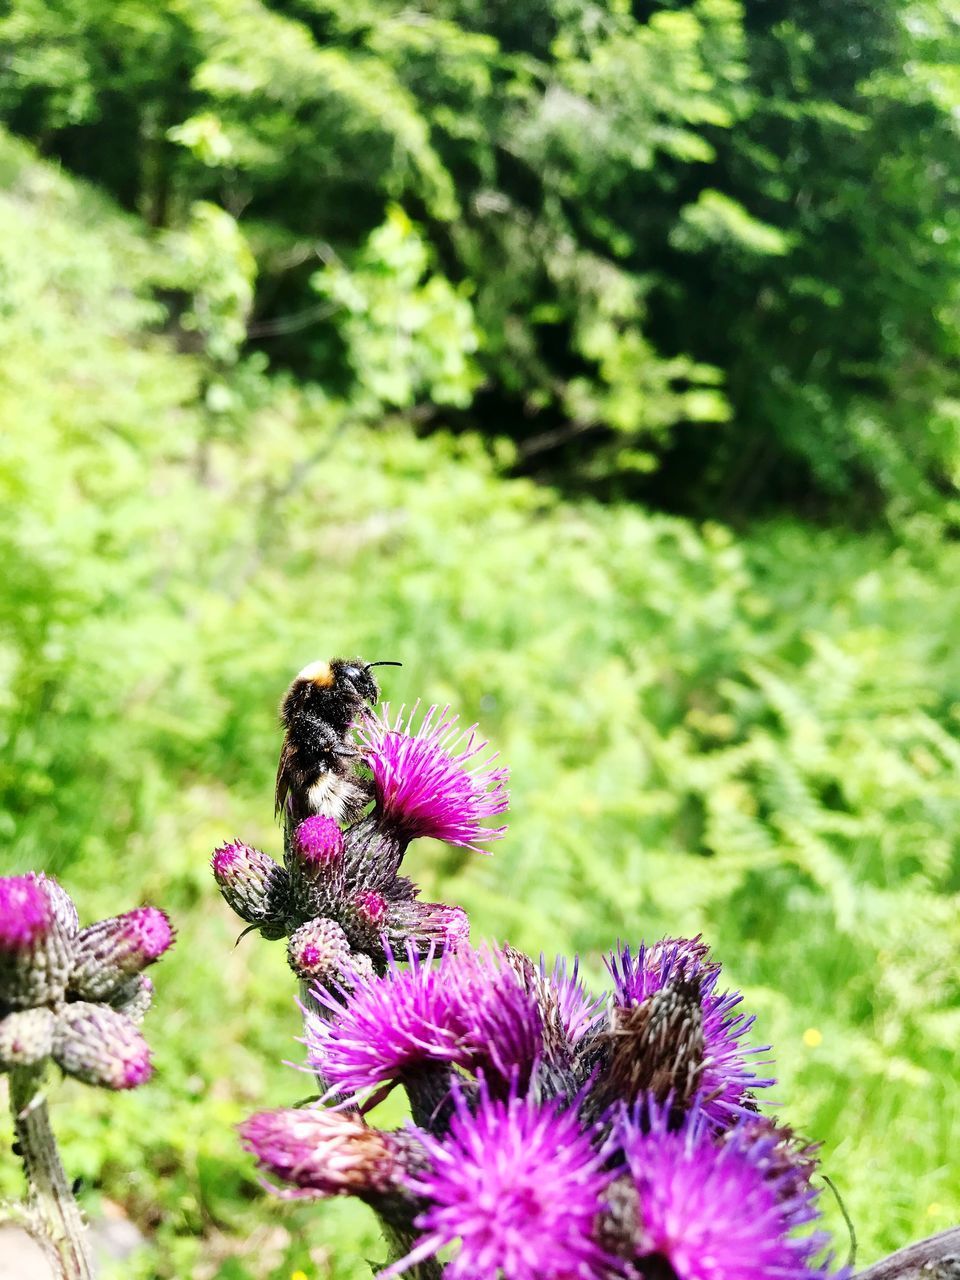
[1, 1, 959, 1275]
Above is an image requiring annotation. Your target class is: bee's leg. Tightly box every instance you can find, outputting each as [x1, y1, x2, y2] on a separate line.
[303, 717, 356, 760]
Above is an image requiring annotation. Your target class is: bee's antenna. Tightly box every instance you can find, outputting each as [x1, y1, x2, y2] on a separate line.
[365, 660, 403, 670]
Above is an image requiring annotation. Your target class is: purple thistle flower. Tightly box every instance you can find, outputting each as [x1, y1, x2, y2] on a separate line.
[539, 955, 605, 1046]
[383, 1081, 613, 1280]
[0, 876, 53, 951]
[240, 1107, 403, 1200]
[359, 703, 508, 852]
[732, 1115, 823, 1207]
[614, 1098, 835, 1280]
[307, 943, 543, 1099]
[445, 945, 543, 1089]
[307, 945, 462, 1095]
[606, 939, 774, 1124]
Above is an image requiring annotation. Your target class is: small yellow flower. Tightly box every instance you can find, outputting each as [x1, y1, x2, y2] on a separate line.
[802, 1027, 823, 1048]
[926, 1203, 943, 1218]
[292, 1270, 310, 1280]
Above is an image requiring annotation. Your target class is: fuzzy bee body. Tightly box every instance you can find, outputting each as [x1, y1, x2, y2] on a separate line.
[275, 657, 399, 827]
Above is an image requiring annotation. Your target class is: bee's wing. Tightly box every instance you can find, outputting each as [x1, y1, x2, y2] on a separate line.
[275, 737, 294, 817]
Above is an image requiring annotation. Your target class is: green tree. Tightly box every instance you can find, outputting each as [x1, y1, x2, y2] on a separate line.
[2, 0, 958, 517]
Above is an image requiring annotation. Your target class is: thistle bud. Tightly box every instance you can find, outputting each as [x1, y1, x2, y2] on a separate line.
[289, 816, 345, 921]
[34, 873, 80, 938]
[53, 1002, 153, 1090]
[0, 874, 74, 1008]
[287, 917, 353, 983]
[0, 1007, 56, 1069]
[212, 841, 291, 938]
[69, 907, 174, 1001]
[293, 816, 345, 870]
[239, 1107, 421, 1204]
[384, 900, 470, 958]
[341, 888, 390, 951]
[106, 973, 155, 1025]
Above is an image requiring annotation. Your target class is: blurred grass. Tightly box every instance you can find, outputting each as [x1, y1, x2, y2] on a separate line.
[1, 128, 958, 1276]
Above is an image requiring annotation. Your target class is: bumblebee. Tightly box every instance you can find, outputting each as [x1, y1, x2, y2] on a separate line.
[275, 657, 400, 827]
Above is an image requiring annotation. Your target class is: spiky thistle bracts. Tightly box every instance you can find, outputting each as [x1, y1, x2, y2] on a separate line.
[0, 874, 171, 1091]
[604, 939, 775, 1125]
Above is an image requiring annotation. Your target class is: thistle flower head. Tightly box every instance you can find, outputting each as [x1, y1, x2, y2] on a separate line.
[69, 907, 175, 1001]
[307, 942, 543, 1099]
[359, 703, 508, 852]
[606, 939, 774, 1124]
[0, 875, 53, 951]
[614, 1098, 833, 1280]
[307, 945, 462, 1095]
[240, 1107, 400, 1200]
[52, 1002, 153, 1090]
[287, 917, 354, 983]
[294, 816, 345, 868]
[0, 874, 74, 1008]
[539, 954, 605, 1046]
[211, 840, 290, 934]
[445, 944, 543, 1089]
[385, 1081, 613, 1280]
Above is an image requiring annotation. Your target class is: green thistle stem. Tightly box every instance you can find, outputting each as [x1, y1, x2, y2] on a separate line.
[7, 1066, 94, 1280]
[379, 1219, 443, 1280]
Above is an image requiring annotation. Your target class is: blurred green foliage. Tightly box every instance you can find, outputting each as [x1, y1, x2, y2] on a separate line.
[2, 0, 959, 514]
[0, 121, 958, 1278]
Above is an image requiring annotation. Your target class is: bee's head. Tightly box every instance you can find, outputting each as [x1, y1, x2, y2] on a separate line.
[331, 657, 401, 706]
